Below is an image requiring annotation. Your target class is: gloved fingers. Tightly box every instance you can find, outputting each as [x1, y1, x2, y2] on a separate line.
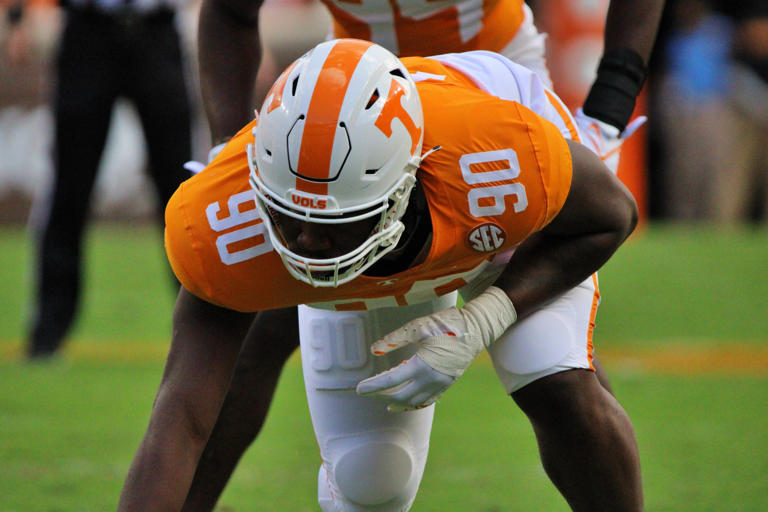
[207, 142, 227, 163]
[374, 378, 423, 404]
[356, 357, 420, 396]
[371, 334, 412, 356]
[372, 308, 464, 356]
[387, 402, 433, 413]
[184, 160, 206, 174]
[371, 320, 428, 355]
[184, 141, 228, 176]
[385, 368, 449, 406]
[410, 388, 444, 408]
[356, 355, 454, 403]
[385, 388, 444, 413]
[621, 115, 647, 139]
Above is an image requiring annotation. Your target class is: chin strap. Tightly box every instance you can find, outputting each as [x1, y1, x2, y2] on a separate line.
[408, 145, 442, 170]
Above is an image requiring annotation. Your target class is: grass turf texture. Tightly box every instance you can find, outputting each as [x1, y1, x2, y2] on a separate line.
[1, 223, 767, 510]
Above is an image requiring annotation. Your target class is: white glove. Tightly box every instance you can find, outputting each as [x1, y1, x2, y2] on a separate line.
[574, 108, 646, 175]
[183, 142, 227, 175]
[356, 286, 516, 412]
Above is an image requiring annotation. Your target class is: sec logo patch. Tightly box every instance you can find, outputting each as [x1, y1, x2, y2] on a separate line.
[467, 223, 506, 252]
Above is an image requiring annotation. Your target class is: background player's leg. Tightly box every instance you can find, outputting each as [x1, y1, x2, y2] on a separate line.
[28, 15, 119, 358]
[128, 14, 192, 228]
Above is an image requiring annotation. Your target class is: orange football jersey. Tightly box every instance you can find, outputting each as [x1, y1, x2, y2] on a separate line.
[165, 56, 572, 312]
[321, 0, 524, 57]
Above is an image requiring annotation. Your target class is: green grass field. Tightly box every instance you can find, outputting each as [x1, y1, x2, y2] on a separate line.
[1, 223, 767, 511]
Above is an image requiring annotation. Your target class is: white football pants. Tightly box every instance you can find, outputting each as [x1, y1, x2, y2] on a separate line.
[299, 272, 598, 511]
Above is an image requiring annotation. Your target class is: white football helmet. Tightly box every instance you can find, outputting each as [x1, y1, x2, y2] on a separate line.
[248, 38, 425, 287]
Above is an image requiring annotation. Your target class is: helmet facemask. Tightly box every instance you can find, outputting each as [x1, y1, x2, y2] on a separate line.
[249, 145, 418, 286]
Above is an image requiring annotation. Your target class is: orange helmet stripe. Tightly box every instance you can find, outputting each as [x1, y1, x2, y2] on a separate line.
[296, 39, 374, 193]
[296, 177, 328, 195]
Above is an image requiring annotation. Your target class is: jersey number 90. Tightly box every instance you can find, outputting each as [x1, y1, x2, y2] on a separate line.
[206, 191, 272, 265]
[460, 149, 528, 218]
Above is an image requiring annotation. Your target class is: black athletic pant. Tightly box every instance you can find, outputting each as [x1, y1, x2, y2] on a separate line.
[28, 7, 192, 357]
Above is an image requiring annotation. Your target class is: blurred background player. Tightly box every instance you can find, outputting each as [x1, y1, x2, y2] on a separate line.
[199, 0, 663, 166]
[654, 0, 736, 221]
[117, 39, 641, 511]
[171, 1, 664, 509]
[716, 0, 768, 224]
[646, 0, 768, 224]
[5, 0, 194, 359]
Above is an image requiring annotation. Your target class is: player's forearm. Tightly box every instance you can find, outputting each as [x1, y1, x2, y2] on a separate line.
[603, 0, 665, 62]
[493, 227, 632, 319]
[118, 360, 242, 510]
[117, 399, 209, 511]
[583, 0, 664, 130]
[495, 140, 638, 318]
[198, 0, 262, 142]
[183, 307, 300, 510]
[119, 290, 252, 511]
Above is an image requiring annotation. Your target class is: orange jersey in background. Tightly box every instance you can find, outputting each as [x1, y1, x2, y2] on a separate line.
[321, 0, 524, 56]
[165, 55, 572, 313]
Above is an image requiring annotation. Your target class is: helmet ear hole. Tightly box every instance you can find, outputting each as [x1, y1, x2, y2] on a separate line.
[291, 75, 300, 96]
[390, 68, 405, 79]
[365, 89, 380, 110]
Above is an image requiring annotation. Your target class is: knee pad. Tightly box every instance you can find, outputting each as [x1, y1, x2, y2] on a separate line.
[318, 430, 420, 512]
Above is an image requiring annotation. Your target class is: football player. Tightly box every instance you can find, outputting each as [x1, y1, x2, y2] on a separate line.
[118, 39, 641, 511]
[186, 1, 663, 507]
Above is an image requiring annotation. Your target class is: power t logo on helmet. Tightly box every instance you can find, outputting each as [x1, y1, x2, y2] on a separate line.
[374, 77, 422, 154]
[248, 39, 426, 287]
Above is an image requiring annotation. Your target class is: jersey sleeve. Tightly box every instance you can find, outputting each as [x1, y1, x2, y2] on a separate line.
[164, 183, 214, 303]
[513, 102, 573, 227]
[413, 70, 573, 245]
[413, 53, 573, 227]
[163, 119, 265, 310]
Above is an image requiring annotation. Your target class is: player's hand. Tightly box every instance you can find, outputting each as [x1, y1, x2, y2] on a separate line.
[183, 142, 227, 174]
[356, 287, 516, 412]
[574, 108, 646, 175]
[356, 354, 455, 412]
